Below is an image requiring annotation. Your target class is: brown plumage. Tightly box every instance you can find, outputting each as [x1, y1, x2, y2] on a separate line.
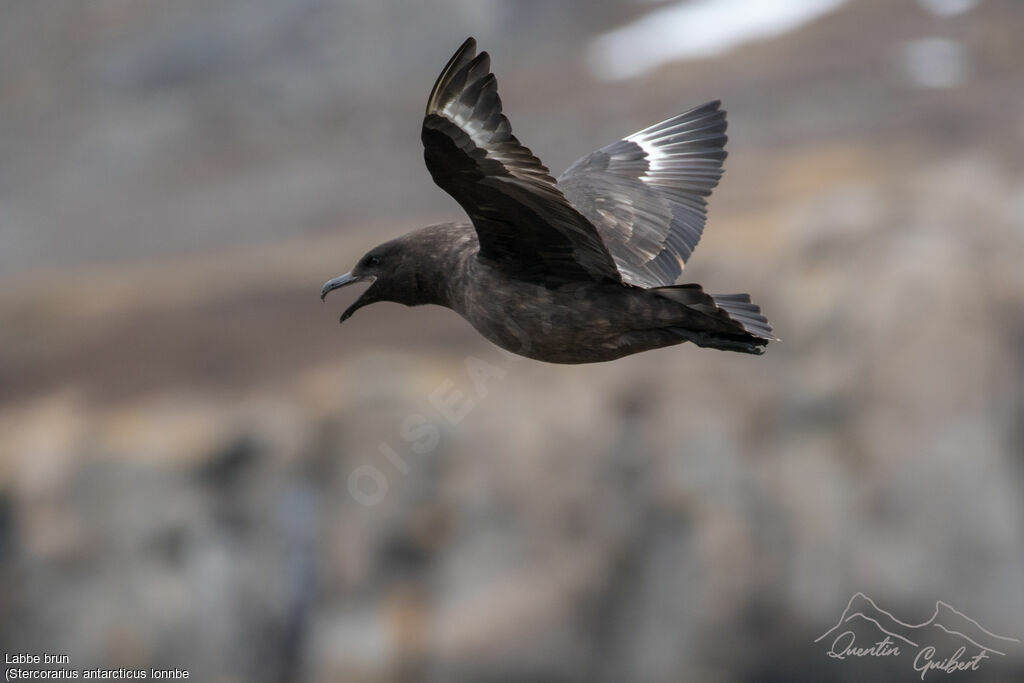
[321, 37, 774, 363]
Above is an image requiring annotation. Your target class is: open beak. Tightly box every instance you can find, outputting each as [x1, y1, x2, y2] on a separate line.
[320, 272, 375, 323]
[320, 272, 364, 301]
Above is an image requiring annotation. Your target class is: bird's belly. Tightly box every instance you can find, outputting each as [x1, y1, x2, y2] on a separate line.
[457, 282, 675, 364]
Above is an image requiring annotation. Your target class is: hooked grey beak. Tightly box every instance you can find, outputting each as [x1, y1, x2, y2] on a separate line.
[320, 272, 365, 301]
[320, 272, 375, 323]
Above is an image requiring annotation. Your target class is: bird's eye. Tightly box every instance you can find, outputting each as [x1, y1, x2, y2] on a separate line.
[365, 255, 381, 267]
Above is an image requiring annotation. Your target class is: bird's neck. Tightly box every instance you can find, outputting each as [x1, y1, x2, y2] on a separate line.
[401, 223, 478, 310]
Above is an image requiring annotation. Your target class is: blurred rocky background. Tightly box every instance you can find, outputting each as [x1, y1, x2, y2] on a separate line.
[2, 0, 1023, 681]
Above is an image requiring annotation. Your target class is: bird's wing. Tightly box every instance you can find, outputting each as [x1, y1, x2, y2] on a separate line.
[422, 38, 621, 283]
[557, 101, 727, 288]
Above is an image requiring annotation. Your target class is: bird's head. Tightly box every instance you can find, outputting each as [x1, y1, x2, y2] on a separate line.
[321, 237, 431, 323]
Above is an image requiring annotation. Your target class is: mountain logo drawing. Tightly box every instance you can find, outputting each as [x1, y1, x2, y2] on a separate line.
[815, 592, 1019, 679]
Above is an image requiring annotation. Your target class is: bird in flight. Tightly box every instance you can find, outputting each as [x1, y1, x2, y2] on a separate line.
[322, 37, 773, 364]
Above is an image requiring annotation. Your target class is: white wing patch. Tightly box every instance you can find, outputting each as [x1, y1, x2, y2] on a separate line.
[626, 108, 729, 189]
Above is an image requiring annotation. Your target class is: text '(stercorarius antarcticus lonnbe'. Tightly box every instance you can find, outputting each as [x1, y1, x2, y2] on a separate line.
[321, 37, 774, 364]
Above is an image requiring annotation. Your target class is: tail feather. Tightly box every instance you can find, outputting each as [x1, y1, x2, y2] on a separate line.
[652, 284, 775, 354]
[712, 293, 775, 340]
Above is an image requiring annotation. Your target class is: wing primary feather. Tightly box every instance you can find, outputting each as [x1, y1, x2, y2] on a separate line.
[422, 38, 621, 283]
[558, 100, 728, 288]
[426, 37, 477, 114]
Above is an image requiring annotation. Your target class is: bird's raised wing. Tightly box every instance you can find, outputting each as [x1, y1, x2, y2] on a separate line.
[557, 101, 727, 288]
[422, 38, 621, 284]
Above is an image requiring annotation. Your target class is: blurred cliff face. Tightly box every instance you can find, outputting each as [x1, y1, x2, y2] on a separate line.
[1, 1, 1023, 681]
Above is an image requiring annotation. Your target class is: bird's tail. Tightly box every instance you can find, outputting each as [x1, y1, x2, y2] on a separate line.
[653, 284, 775, 354]
[710, 293, 775, 341]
